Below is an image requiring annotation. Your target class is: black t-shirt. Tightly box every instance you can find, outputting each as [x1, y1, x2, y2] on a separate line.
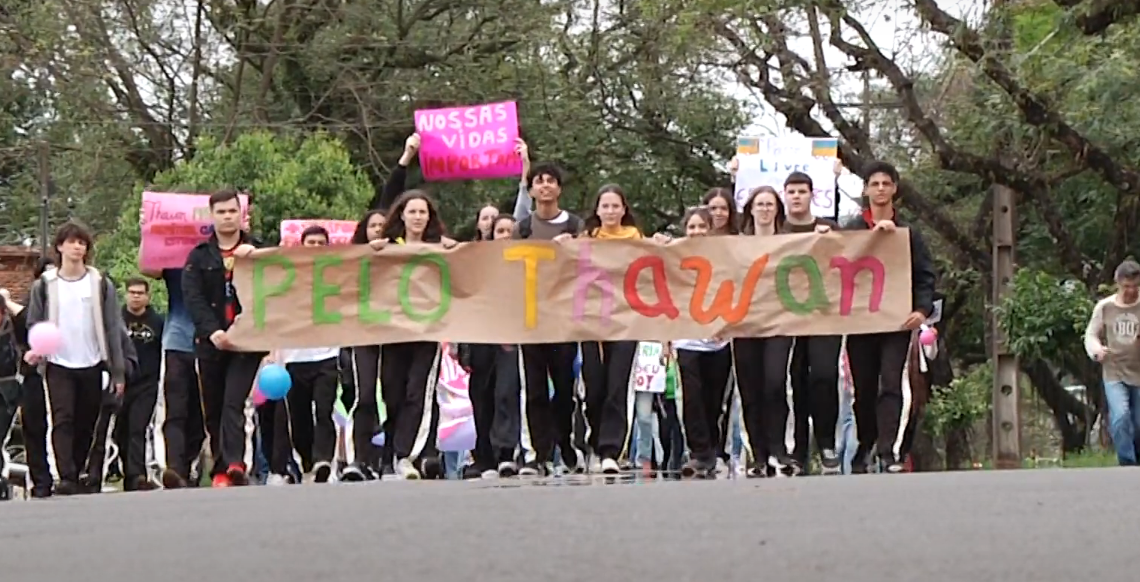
[781, 217, 840, 234]
[123, 307, 165, 384]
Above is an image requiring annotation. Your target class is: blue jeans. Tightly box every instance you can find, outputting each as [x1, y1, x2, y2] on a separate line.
[837, 389, 858, 474]
[1104, 380, 1140, 465]
[252, 425, 269, 484]
[632, 393, 662, 465]
[442, 451, 463, 479]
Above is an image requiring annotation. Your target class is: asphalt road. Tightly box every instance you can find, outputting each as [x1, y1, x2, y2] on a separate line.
[1, 468, 1134, 581]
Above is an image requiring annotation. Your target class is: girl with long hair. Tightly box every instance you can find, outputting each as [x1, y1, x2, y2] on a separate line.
[370, 190, 452, 479]
[342, 134, 419, 480]
[575, 185, 642, 474]
[701, 187, 740, 235]
[732, 186, 791, 477]
[671, 207, 736, 478]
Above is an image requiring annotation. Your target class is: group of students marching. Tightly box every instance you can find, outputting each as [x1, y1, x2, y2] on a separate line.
[0, 133, 938, 498]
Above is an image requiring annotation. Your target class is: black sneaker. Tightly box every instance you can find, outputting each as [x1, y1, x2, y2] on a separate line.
[820, 449, 842, 475]
[461, 464, 484, 480]
[30, 487, 51, 499]
[161, 468, 187, 489]
[882, 455, 905, 474]
[745, 462, 768, 478]
[774, 456, 802, 477]
[680, 457, 715, 478]
[313, 462, 333, 483]
[55, 480, 80, 496]
[518, 460, 547, 477]
[497, 460, 519, 477]
[418, 456, 443, 480]
[0, 476, 11, 501]
[339, 463, 368, 482]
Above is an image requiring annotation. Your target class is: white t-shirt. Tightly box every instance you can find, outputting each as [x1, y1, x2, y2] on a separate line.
[279, 347, 339, 364]
[51, 276, 102, 369]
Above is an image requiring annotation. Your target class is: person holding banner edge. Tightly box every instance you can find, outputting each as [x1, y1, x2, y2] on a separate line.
[732, 185, 786, 478]
[774, 171, 843, 476]
[341, 134, 419, 481]
[368, 190, 456, 479]
[574, 185, 644, 475]
[513, 162, 586, 476]
[842, 160, 937, 474]
[182, 190, 266, 487]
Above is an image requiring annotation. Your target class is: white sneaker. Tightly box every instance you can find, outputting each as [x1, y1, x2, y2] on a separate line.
[588, 454, 602, 474]
[600, 458, 621, 474]
[397, 458, 421, 480]
[480, 469, 499, 479]
[266, 474, 289, 486]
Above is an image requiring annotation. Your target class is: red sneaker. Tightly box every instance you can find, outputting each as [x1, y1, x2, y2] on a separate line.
[226, 463, 250, 486]
[211, 473, 232, 488]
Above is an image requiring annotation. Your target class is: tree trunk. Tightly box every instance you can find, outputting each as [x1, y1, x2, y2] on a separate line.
[945, 427, 972, 470]
[1023, 358, 1090, 453]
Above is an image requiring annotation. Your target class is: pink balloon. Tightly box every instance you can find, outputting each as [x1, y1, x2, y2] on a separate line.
[919, 328, 938, 346]
[251, 389, 267, 406]
[438, 418, 476, 452]
[28, 322, 62, 356]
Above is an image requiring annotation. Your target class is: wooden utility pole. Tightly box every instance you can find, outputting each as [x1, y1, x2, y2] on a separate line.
[38, 141, 50, 254]
[992, 185, 1021, 468]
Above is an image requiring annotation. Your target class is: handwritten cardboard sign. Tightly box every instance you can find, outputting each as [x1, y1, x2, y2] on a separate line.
[634, 342, 667, 393]
[226, 232, 912, 349]
[140, 192, 249, 270]
[279, 219, 357, 246]
[734, 136, 838, 217]
[413, 100, 522, 181]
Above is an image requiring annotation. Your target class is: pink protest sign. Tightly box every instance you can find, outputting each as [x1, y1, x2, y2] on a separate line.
[413, 100, 522, 182]
[279, 219, 357, 246]
[140, 192, 249, 270]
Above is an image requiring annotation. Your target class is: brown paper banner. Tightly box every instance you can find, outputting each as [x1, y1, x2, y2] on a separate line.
[227, 230, 913, 350]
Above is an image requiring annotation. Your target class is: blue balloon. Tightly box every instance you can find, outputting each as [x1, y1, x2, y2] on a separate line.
[258, 364, 292, 400]
[371, 432, 385, 447]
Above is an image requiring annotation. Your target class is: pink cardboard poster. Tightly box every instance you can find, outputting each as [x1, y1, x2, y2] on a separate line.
[140, 192, 249, 271]
[413, 100, 522, 182]
[279, 219, 358, 246]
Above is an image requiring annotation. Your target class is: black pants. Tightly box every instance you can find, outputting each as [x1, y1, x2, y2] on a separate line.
[519, 342, 579, 465]
[111, 380, 159, 487]
[349, 345, 381, 467]
[790, 335, 842, 453]
[158, 351, 205, 481]
[846, 330, 912, 462]
[258, 400, 293, 475]
[44, 363, 104, 484]
[657, 398, 685, 472]
[285, 357, 338, 471]
[466, 344, 498, 470]
[581, 341, 637, 460]
[379, 342, 441, 461]
[677, 347, 733, 464]
[0, 378, 20, 476]
[196, 350, 261, 476]
[733, 338, 770, 465]
[489, 346, 522, 456]
[19, 373, 51, 494]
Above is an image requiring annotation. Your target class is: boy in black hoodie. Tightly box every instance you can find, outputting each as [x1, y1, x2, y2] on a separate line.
[842, 160, 937, 473]
[0, 295, 28, 499]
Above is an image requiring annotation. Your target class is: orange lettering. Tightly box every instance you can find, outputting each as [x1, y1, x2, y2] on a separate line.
[681, 254, 769, 324]
[622, 256, 679, 319]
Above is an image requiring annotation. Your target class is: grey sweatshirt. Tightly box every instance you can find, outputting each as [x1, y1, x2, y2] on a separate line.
[26, 266, 129, 386]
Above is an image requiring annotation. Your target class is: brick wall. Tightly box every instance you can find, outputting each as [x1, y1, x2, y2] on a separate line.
[0, 246, 41, 303]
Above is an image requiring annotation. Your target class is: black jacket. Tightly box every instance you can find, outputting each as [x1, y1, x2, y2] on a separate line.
[844, 210, 937, 318]
[182, 231, 260, 354]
